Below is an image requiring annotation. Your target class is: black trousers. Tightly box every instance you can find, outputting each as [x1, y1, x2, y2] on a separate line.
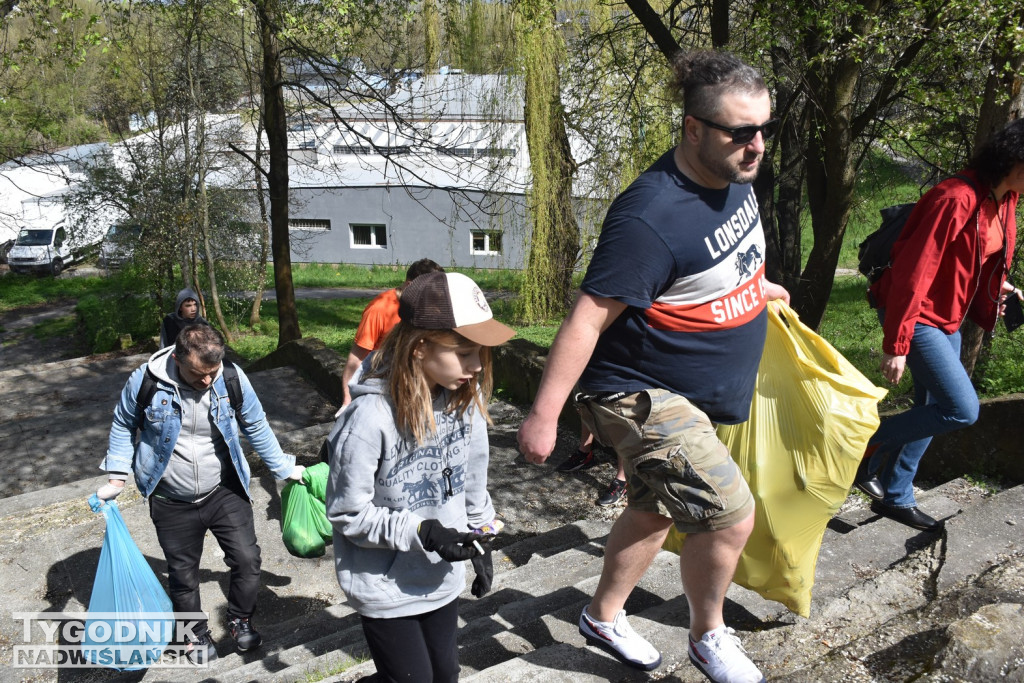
[359, 598, 460, 682]
[149, 486, 261, 634]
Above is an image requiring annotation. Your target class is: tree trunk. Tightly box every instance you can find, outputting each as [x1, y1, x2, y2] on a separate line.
[761, 38, 806, 292]
[254, 0, 301, 346]
[185, 1, 232, 342]
[795, 103, 857, 329]
[516, 0, 579, 322]
[710, 0, 729, 48]
[250, 169, 270, 328]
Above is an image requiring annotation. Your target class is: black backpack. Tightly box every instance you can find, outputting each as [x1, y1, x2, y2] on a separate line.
[135, 361, 246, 430]
[857, 174, 976, 284]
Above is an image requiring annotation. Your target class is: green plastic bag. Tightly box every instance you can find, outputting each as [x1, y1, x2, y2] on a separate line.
[281, 467, 332, 558]
[302, 462, 329, 502]
[664, 302, 887, 617]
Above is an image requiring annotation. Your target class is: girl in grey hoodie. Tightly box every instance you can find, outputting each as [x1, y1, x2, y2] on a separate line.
[325, 272, 515, 682]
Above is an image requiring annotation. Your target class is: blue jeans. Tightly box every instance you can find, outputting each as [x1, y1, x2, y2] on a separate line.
[868, 317, 979, 508]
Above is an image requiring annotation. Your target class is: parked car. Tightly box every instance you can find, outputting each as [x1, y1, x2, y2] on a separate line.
[98, 223, 142, 269]
[7, 226, 75, 276]
[0, 239, 12, 265]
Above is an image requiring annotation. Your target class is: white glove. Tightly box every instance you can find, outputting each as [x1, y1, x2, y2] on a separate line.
[97, 482, 125, 500]
[287, 464, 306, 482]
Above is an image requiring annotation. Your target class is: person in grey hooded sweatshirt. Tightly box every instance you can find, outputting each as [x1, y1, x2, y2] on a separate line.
[326, 272, 514, 682]
[160, 288, 210, 348]
[96, 324, 305, 664]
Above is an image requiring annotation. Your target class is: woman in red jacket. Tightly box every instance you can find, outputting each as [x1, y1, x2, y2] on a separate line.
[856, 119, 1024, 532]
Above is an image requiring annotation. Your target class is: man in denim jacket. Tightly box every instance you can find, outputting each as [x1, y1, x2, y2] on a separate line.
[96, 324, 305, 664]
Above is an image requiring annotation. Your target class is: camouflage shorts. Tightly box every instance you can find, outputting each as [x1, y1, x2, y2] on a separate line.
[575, 388, 754, 533]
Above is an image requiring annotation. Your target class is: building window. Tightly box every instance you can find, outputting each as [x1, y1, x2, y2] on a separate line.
[333, 144, 411, 155]
[471, 230, 502, 255]
[446, 147, 515, 158]
[289, 218, 331, 231]
[334, 144, 374, 155]
[351, 224, 388, 248]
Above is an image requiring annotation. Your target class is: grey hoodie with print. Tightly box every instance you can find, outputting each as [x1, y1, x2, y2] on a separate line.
[324, 375, 495, 619]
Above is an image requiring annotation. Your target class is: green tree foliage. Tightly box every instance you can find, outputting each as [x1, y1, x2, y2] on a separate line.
[0, 0, 109, 159]
[515, 0, 579, 322]
[743, 0, 1024, 328]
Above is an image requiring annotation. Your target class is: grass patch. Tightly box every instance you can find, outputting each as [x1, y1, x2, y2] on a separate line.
[30, 315, 78, 340]
[799, 149, 924, 271]
[973, 327, 1024, 396]
[288, 263, 523, 291]
[226, 292, 560, 363]
[0, 272, 110, 315]
[229, 296, 371, 361]
[841, 152, 924, 269]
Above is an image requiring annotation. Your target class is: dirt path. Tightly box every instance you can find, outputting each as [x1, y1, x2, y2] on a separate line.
[0, 302, 87, 367]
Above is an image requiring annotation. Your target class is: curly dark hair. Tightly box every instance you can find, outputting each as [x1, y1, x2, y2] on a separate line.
[968, 119, 1024, 188]
[670, 50, 767, 119]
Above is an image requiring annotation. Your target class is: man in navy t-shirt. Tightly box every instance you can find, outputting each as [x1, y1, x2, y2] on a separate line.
[518, 51, 789, 683]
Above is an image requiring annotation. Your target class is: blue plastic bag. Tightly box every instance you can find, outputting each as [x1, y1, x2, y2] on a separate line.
[83, 495, 174, 670]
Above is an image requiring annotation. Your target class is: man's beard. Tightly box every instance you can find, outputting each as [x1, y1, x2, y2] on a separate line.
[697, 138, 762, 185]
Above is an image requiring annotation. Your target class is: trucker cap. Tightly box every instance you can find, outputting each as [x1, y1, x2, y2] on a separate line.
[399, 272, 515, 346]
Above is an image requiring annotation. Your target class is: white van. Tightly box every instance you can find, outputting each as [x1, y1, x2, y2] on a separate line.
[98, 223, 142, 269]
[7, 226, 76, 276]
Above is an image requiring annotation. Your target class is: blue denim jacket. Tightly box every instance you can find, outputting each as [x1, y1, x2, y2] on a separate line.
[102, 357, 295, 499]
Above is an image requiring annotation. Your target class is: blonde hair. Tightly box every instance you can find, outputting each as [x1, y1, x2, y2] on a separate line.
[367, 321, 494, 444]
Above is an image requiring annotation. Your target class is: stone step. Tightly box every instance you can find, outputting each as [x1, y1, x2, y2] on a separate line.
[202, 481, 994, 683]
[0, 352, 146, 386]
[0, 469, 347, 676]
[460, 481, 1024, 683]
[190, 521, 616, 683]
[310, 543, 687, 683]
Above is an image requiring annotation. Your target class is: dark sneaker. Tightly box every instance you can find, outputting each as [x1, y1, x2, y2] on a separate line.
[689, 625, 765, 683]
[578, 605, 661, 670]
[228, 617, 262, 652]
[185, 629, 218, 665]
[596, 478, 626, 506]
[557, 449, 596, 472]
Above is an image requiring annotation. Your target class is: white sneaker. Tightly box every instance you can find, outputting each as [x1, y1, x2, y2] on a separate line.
[689, 625, 765, 683]
[578, 605, 661, 671]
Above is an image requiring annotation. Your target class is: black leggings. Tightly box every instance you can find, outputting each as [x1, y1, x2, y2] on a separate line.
[359, 599, 460, 682]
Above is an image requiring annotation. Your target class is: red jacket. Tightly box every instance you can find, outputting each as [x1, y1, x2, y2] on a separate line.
[870, 170, 1018, 356]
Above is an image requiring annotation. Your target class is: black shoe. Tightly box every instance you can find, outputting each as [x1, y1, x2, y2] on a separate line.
[228, 617, 262, 652]
[855, 474, 884, 501]
[597, 478, 627, 506]
[557, 449, 596, 472]
[870, 501, 942, 532]
[185, 629, 218, 665]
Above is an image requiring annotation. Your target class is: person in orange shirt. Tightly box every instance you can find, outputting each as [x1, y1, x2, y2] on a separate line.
[340, 259, 444, 409]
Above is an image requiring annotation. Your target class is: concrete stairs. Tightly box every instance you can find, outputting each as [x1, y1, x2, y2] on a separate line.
[3, 351, 1024, 682]
[84, 480, 1020, 683]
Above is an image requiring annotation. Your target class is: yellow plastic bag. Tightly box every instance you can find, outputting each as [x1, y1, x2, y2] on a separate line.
[664, 301, 886, 617]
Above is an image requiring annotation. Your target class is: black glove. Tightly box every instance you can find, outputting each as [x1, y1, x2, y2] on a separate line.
[418, 519, 478, 562]
[471, 550, 493, 598]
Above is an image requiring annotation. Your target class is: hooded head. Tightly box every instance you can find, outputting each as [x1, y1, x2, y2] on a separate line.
[174, 288, 201, 321]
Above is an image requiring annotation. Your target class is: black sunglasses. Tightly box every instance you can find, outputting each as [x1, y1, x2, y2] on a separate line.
[692, 116, 780, 145]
